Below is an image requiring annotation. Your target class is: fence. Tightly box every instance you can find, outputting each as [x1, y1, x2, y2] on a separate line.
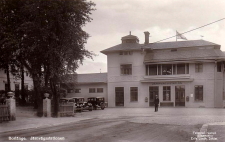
[58, 103, 74, 117]
[0, 104, 10, 122]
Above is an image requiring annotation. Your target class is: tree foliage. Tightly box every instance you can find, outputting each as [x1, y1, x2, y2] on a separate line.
[0, 0, 95, 116]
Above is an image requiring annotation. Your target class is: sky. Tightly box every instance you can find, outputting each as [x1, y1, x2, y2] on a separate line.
[76, 0, 225, 74]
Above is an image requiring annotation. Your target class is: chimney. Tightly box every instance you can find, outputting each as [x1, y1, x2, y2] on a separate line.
[144, 31, 150, 44]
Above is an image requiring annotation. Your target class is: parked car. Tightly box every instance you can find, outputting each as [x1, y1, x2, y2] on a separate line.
[72, 97, 93, 111]
[59, 98, 82, 112]
[87, 97, 105, 110]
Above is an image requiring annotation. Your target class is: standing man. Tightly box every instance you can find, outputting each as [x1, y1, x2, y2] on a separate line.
[154, 95, 159, 112]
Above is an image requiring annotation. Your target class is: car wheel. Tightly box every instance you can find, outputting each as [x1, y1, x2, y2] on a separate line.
[101, 107, 105, 110]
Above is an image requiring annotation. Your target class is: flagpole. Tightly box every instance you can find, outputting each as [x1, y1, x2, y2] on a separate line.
[176, 31, 177, 42]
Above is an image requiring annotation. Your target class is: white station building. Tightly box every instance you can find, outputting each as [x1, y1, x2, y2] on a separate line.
[99, 32, 225, 108]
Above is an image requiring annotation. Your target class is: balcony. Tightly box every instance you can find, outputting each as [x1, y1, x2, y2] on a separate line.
[140, 74, 194, 83]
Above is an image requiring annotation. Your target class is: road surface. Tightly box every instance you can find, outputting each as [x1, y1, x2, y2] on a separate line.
[0, 116, 200, 142]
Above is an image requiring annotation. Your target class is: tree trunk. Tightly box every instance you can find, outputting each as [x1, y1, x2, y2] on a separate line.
[44, 65, 50, 87]
[50, 78, 59, 117]
[6, 64, 11, 92]
[32, 74, 43, 117]
[20, 65, 26, 105]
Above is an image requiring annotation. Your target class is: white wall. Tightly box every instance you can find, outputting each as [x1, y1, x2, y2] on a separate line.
[66, 83, 108, 102]
[106, 49, 224, 108]
[0, 70, 33, 91]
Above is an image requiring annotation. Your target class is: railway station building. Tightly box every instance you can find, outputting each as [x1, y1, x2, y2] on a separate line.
[101, 32, 225, 108]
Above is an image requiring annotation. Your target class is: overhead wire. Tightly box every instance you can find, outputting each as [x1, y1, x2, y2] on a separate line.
[152, 18, 225, 43]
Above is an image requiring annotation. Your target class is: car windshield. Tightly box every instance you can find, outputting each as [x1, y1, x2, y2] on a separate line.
[88, 98, 96, 101]
[79, 98, 84, 102]
[97, 98, 103, 101]
[68, 99, 74, 102]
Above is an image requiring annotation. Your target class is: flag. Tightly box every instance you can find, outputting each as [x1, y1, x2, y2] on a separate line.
[176, 31, 187, 40]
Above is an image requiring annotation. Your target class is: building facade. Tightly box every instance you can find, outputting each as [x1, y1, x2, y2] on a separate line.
[0, 69, 33, 92]
[66, 73, 108, 101]
[101, 32, 225, 108]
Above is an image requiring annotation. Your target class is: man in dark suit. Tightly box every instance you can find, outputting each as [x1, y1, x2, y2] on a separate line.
[154, 95, 159, 112]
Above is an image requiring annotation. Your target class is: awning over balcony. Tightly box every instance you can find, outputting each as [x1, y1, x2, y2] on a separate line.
[140, 75, 194, 83]
[144, 49, 225, 63]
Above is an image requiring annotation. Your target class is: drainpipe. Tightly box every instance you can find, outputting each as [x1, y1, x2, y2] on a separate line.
[214, 60, 217, 108]
[223, 62, 225, 107]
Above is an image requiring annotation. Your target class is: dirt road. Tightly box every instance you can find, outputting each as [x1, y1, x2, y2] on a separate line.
[0, 117, 201, 142]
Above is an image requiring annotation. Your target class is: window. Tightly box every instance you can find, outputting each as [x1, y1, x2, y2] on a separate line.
[67, 89, 74, 93]
[186, 64, 189, 74]
[24, 84, 28, 90]
[128, 51, 133, 55]
[121, 64, 132, 75]
[119, 51, 133, 55]
[130, 87, 138, 102]
[158, 65, 161, 75]
[217, 62, 222, 72]
[146, 64, 189, 76]
[195, 85, 203, 101]
[89, 88, 95, 93]
[75, 89, 81, 93]
[162, 64, 172, 75]
[177, 64, 185, 74]
[149, 65, 157, 75]
[195, 63, 203, 72]
[97, 88, 103, 93]
[163, 86, 171, 101]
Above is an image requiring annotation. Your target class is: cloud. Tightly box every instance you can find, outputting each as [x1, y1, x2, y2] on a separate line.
[77, 0, 225, 73]
[76, 59, 107, 74]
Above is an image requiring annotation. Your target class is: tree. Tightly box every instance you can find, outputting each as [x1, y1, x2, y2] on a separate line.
[0, 0, 95, 116]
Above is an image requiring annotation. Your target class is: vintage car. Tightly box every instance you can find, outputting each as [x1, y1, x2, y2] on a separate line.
[72, 97, 93, 111]
[59, 98, 82, 112]
[87, 97, 105, 110]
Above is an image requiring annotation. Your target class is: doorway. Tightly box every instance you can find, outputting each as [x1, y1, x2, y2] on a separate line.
[149, 86, 159, 106]
[115, 87, 124, 106]
[175, 86, 185, 106]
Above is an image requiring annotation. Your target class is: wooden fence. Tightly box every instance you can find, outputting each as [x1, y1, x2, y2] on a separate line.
[0, 104, 10, 122]
[58, 103, 74, 117]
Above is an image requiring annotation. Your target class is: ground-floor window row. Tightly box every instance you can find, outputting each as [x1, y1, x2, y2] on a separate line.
[115, 85, 203, 106]
[4, 83, 28, 92]
[89, 88, 104, 93]
[67, 88, 104, 93]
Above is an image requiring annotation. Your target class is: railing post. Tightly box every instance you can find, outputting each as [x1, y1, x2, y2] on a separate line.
[6, 92, 16, 121]
[43, 93, 51, 117]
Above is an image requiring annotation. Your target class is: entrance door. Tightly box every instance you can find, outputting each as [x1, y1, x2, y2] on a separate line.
[175, 86, 185, 106]
[149, 86, 159, 106]
[115, 87, 124, 106]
